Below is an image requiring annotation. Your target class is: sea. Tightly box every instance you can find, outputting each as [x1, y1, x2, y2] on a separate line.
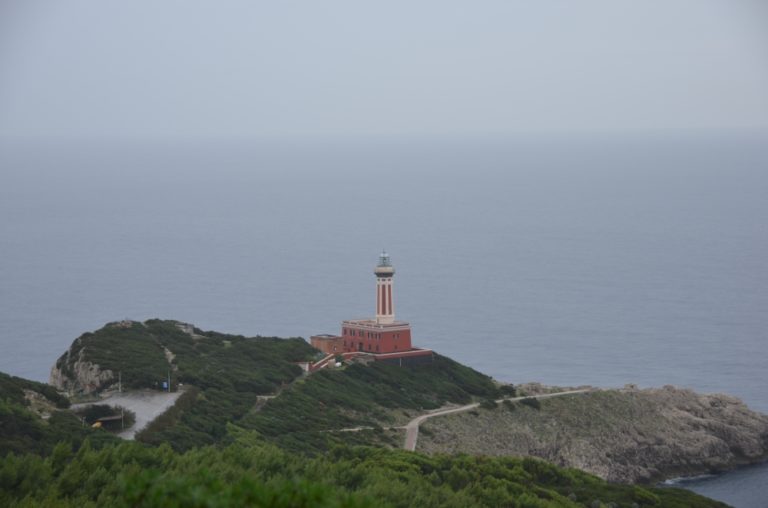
[1, 132, 766, 507]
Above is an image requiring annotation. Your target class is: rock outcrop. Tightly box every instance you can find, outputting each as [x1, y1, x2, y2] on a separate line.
[50, 340, 115, 394]
[417, 386, 768, 483]
[49, 320, 202, 395]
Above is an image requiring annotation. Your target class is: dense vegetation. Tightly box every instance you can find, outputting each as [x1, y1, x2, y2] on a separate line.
[136, 321, 317, 449]
[55, 321, 169, 391]
[239, 355, 500, 452]
[1, 322, 727, 506]
[56, 321, 499, 452]
[0, 373, 117, 457]
[54, 320, 319, 449]
[73, 404, 136, 432]
[0, 371, 69, 409]
[0, 432, 727, 507]
[55, 320, 317, 393]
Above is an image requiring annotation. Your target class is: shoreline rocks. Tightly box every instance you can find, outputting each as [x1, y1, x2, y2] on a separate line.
[417, 385, 768, 484]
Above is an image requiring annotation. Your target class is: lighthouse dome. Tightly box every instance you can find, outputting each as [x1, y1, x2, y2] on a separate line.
[375, 251, 395, 276]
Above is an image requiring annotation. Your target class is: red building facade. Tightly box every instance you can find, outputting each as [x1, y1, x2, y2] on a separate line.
[340, 319, 412, 354]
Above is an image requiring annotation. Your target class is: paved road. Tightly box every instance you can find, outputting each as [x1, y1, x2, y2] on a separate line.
[403, 389, 592, 451]
[72, 389, 183, 439]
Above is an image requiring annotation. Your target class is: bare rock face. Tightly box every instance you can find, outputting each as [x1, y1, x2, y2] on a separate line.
[49, 320, 198, 396]
[50, 339, 115, 395]
[175, 322, 205, 339]
[418, 386, 768, 483]
[23, 389, 57, 419]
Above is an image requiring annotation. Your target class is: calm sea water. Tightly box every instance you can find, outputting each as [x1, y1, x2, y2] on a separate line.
[1, 133, 766, 506]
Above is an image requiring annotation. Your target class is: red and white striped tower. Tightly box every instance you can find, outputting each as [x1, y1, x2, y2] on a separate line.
[375, 251, 395, 324]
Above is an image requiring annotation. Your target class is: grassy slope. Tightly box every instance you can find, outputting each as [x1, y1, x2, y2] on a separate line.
[54, 322, 168, 391]
[2, 322, 730, 507]
[238, 354, 501, 452]
[105, 320, 319, 449]
[59, 321, 499, 452]
[0, 372, 117, 456]
[0, 371, 70, 409]
[51, 319, 319, 449]
[53, 321, 500, 452]
[55, 319, 317, 393]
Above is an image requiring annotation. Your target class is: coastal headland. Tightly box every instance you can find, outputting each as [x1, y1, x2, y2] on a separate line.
[46, 319, 768, 484]
[2, 319, 761, 506]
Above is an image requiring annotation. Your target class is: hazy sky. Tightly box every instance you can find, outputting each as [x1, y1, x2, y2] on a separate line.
[1, 0, 767, 139]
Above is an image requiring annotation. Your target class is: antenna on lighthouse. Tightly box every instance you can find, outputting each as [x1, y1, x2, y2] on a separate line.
[378, 250, 391, 267]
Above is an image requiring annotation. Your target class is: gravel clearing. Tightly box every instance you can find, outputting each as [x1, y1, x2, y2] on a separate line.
[72, 389, 183, 439]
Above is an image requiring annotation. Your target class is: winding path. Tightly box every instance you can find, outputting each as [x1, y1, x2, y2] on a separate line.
[403, 389, 592, 451]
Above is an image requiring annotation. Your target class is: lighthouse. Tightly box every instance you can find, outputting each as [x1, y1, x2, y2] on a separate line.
[309, 252, 433, 365]
[338, 251, 412, 353]
[375, 251, 395, 324]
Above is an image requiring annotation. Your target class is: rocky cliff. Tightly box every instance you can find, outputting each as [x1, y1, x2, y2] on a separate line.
[50, 343, 116, 395]
[49, 320, 176, 395]
[417, 385, 768, 484]
[48, 319, 317, 399]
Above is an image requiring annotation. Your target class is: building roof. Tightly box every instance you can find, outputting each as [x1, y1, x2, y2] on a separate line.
[342, 318, 411, 329]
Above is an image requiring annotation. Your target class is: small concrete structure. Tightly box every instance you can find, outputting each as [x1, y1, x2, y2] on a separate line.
[309, 334, 343, 355]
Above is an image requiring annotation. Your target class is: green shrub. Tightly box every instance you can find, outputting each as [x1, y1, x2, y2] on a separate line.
[240, 354, 500, 453]
[479, 399, 498, 410]
[0, 398, 118, 457]
[499, 384, 517, 397]
[136, 386, 200, 445]
[520, 397, 542, 410]
[0, 371, 69, 408]
[55, 320, 318, 451]
[0, 440, 725, 507]
[73, 404, 135, 432]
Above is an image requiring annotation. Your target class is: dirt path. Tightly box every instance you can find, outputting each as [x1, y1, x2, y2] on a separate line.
[403, 389, 592, 451]
[71, 389, 184, 439]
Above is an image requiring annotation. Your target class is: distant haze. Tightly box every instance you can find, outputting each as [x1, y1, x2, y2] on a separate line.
[1, 0, 767, 139]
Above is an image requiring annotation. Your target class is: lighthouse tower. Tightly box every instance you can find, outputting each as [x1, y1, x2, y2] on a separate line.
[375, 251, 395, 324]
